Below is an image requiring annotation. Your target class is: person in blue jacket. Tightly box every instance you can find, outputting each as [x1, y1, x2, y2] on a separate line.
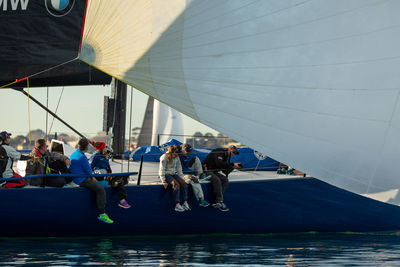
[89, 141, 131, 209]
[69, 138, 113, 224]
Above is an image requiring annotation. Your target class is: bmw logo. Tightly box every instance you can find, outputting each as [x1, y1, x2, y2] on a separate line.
[45, 0, 75, 17]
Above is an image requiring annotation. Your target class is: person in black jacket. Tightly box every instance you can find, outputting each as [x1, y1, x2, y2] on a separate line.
[26, 139, 70, 187]
[202, 145, 241, 211]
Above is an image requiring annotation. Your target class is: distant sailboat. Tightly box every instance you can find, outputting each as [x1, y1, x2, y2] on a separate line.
[136, 97, 184, 147]
[136, 97, 154, 147]
[151, 100, 184, 146]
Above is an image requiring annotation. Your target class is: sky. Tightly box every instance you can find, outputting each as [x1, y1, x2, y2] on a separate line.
[0, 85, 218, 140]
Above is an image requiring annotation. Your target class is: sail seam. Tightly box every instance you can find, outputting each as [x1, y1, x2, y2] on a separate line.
[179, 0, 387, 51]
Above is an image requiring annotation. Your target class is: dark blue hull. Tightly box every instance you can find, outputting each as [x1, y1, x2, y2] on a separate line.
[2, 178, 400, 237]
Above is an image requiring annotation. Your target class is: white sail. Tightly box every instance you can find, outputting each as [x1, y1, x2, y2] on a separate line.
[80, 0, 400, 198]
[151, 100, 184, 146]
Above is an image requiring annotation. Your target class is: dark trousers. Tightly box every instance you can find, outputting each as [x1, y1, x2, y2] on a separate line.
[29, 176, 66, 188]
[165, 175, 188, 203]
[114, 183, 127, 200]
[208, 171, 229, 203]
[80, 178, 106, 214]
[44, 176, 66, 188]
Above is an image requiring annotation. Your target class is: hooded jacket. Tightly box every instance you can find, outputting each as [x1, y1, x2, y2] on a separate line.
[203, 148, 233, 174]
[25, 147, 68, 186]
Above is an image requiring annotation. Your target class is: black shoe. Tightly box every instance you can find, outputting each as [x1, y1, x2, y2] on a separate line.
[219, 203, 229, 212]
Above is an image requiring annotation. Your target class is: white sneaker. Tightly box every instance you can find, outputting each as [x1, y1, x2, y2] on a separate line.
[182, 202, 191, 211]
[64, 181, 79, 188]
[199, 173, 212, 180]
[175, 204, 185, 212]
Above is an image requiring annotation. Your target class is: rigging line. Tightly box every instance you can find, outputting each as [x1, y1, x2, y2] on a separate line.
[13, 88, 86, 139]
[0, 77, 27, 89]
[46, 87, 49, 141]
[28, 57, 79, 80]
[27, 78, 31, 145]
[0, 57, 78, 89]
[48, 86, 65, 135]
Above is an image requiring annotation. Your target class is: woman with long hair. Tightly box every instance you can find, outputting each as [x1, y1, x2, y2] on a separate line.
[159, 145, 189, 212]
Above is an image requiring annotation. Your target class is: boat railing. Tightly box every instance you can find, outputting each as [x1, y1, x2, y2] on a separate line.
[0, 172, 137, 183]
[128, 150, 281, 171]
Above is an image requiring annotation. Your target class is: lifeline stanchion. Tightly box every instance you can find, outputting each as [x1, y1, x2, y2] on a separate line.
[137, 155, 144, 185]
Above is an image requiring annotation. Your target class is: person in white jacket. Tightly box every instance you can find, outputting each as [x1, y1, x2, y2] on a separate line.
[0, 131, 31, 188]
[159, 145, 190, 212]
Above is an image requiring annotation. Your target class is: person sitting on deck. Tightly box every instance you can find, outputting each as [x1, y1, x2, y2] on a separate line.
[0, 131, 31, 188]
[202, 145, 242, 212]
[159, 145, 190, 212]
[177, 143, 210, 207]
[26, 139, 71, 188]
[89, 141, 131, 209]
[69, 138, 113, 224]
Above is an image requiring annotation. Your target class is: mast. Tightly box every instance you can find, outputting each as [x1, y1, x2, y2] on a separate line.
[110, 78, 127, 158]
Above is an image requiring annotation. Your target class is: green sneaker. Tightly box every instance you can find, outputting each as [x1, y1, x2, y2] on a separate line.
[98, 213, 114, 224]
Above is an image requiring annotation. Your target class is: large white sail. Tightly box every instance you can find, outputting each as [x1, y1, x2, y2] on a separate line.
[80, 0, 400, 198]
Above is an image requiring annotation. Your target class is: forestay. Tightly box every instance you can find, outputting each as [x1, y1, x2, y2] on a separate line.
[80, 0, 400, 200]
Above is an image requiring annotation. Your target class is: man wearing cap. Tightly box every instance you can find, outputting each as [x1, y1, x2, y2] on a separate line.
[0, 131, 31, 186]
[202, 145, 242, 211]
[178, 143, 210, 207]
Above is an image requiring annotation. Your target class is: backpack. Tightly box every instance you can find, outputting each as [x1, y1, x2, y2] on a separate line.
[48, 158, 70, 174]
[108, 175, 129, 187]
[47, 158, 72, 184]
[0, 144, 8, 178]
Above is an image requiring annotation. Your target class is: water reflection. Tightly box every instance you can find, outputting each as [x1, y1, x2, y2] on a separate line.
[1, 233, 400, 266]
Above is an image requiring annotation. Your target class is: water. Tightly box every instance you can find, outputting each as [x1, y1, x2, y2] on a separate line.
[1, 233, 400, 266]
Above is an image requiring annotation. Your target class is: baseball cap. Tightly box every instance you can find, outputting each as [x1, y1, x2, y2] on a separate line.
[182, 143, 192, 153]
[229, 145, 239, 155]
[0, 131, 11, 141]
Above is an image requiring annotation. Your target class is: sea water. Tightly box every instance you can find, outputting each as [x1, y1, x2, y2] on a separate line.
[1, 232, 400, 266]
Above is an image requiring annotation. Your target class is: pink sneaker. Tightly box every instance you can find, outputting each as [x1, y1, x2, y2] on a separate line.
[118, 200, 131, 209]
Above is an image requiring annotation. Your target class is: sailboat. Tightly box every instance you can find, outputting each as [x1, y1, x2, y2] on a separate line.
[2, 0, 400, 236]
[151, 99, 184, 146]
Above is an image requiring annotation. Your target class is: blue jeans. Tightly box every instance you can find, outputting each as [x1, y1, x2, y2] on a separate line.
[165, 175, 188, 203]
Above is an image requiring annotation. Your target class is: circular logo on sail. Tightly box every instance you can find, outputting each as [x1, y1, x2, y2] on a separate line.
[45, 0, 75, 17]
